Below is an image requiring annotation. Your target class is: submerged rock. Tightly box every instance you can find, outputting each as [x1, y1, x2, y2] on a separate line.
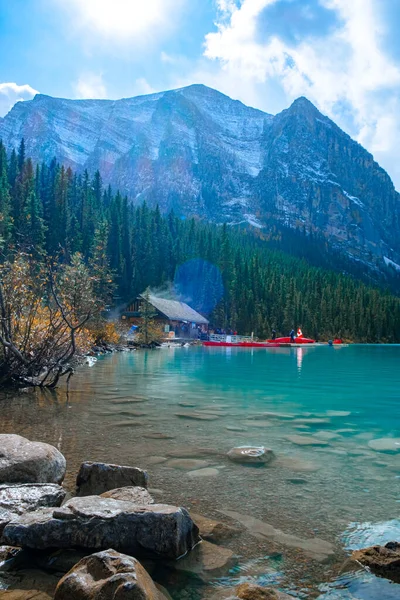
[352, 542, 400, 584]
[54, 549, 166, 600]
[100, 487, 154, 504]
[2, 496, 200, 560]
[227, 447, 274, 465]
[235, 583, 292, 600]
[76, 461, 148, 495]
[286, 435, 329, 446]
[0, 483, 66, 536]
[187, 468, 219, 478]
[175, 412, 220, 421]
[0, 434, 66, 485]
[191, 513, 241, 544]
[170, 540, 236, 582]
[219, 510, 334, 562]
[368, 438, 400, 453]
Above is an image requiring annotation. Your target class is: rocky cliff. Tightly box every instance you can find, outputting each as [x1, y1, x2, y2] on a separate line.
[1, 84, 399, 275]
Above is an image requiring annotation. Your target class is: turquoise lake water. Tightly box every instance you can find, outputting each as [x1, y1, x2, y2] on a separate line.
[1, 345, 399, 598]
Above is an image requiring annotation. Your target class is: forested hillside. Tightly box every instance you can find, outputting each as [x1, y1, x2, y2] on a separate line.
[1, 140, 400, 342]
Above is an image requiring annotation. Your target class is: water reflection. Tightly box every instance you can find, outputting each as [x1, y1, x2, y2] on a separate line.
[317, 570, 400, 599]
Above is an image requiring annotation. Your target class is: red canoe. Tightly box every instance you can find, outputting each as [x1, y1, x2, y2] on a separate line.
[203, 341, 281, 348]
[267, 336, 315, 344]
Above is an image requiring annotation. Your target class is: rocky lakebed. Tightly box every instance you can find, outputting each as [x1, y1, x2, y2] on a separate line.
[0, 433, 399, 600]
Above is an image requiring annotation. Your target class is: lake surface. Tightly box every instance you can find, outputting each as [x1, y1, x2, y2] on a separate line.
[1, 345, 400, 598]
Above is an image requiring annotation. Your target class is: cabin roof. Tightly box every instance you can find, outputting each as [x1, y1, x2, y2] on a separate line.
[140, 294, 209, 325]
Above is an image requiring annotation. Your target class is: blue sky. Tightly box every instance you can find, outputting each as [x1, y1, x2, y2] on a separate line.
[1, 0, 400, 187]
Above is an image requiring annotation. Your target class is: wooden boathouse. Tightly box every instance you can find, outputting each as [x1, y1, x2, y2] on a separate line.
[122, 294, 209, 339]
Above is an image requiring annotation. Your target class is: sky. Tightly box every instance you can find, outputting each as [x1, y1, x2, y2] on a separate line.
[1, 0, 400, 187]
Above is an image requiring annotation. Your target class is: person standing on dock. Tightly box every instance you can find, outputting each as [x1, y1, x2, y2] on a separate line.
[290, 329, 295, 342]
[271, 329, 276, 340]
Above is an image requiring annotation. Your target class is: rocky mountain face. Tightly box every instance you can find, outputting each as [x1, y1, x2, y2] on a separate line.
[1, 84, 399, 275]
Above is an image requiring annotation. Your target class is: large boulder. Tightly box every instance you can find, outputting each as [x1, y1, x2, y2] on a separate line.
[54, 549, 166, 600]
[0, 483, 66, 536]
[100, 487, 154, 504]
[227, 447, 274, 465]
[352, 541, 400, 584]
[0, 434, 66, 485]
[3, 496, 200, 560]
[76, 462, 148, 496]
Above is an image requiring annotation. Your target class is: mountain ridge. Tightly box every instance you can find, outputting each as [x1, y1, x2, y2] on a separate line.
[1, 84, 399, 279]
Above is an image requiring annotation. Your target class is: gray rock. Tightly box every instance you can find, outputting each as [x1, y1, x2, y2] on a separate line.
[100, 487, 154, 504]
[3, 496, 200, 560]
[76, 462, 148, 496]
[0, 483, 66, 536]
[0, 434, 66, 485]
[54, 549, 166, 600]
[227, 447, 274, 465]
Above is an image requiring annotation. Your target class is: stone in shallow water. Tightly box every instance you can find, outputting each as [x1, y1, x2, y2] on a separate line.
[227, 447, 275, 465]
[286, 435, 329, 446]
[352, 542, 400, 584]
[100, 486, 154, 504]
[2, 496, 200, 560]
[226, 426, 248, 432]
[76, 461, 148, 496]
[219, 510, 334, 562]
[326, 410, 351, 417]
[54, 549, 166, 600]
[313, 431, 341, 441]
[0, 434, 66, 485]
[175, 412, 220, 421]
[368, 438, 400, 453]
[235, 583, 293, 600]
[170, 539, 236, 582]
[166, 459, 209, 471]
[190, 513, 241, 543]
[187, 468, 219, 478]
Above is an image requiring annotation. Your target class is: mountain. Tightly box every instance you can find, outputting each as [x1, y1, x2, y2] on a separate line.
[1, 84, 400, 278]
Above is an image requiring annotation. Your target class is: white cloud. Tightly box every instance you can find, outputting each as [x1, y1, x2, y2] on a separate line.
[203, 0, 400, 187]
[63, 0, 184, 44]
[73, 73, 107, 99]
[133, 78, 157, 96]
[0, 82, 39, 117]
